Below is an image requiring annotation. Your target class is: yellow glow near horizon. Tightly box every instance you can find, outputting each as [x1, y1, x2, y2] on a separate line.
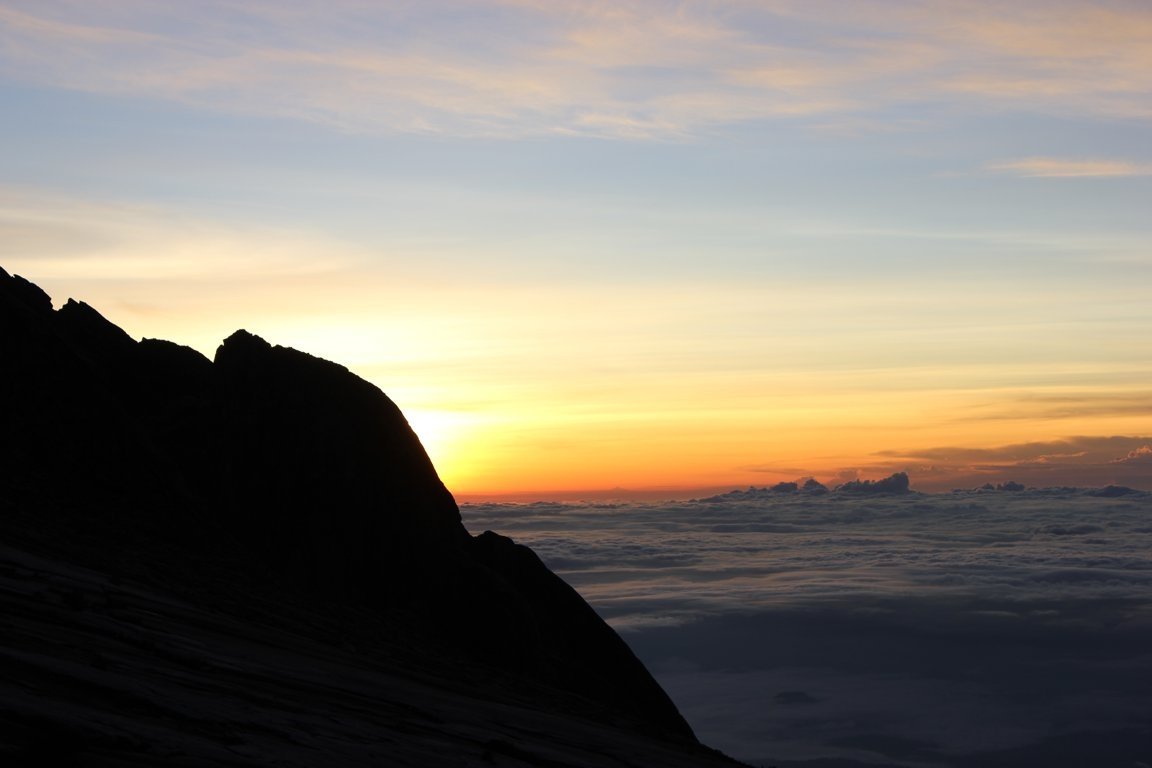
[401, 407, 485, 487]
[14, 256, 1151, 498]
[399, 375, 1152, 496]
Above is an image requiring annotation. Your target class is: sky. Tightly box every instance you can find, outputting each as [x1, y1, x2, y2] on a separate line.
[2, 0, 1151, 496]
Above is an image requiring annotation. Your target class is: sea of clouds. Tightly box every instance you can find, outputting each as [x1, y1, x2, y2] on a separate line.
[463, 486, 1152, 767]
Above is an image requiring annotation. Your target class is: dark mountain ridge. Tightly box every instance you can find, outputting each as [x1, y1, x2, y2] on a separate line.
[0, 267, 742, 767]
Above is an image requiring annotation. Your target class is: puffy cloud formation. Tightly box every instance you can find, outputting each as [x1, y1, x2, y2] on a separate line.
[835, 471, 910, 494]
[464, 488, 1152, 766]
[1115, 444, 1152, 463]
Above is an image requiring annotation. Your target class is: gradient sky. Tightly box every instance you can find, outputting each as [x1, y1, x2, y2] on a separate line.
[3, 0, 1151, 496]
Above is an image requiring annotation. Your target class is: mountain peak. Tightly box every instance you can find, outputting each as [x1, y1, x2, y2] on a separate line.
[220, 327, 271, 350]
[1, 267, 733, 765]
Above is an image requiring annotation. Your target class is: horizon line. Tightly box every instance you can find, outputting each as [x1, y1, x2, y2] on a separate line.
[453, 479, 1149, 504]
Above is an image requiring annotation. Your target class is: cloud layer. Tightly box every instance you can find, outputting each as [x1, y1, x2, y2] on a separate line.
[465, 489, 1152, 765]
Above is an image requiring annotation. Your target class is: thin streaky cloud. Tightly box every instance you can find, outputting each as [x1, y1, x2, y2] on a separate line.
[952, 391, 1152, 422]
[0, 185, 366, 282]
[723, 437, 1152, 492]
[2, 1, 1151, 138]
[0, 4, 156, 45]
[874, 435, 1152, 465]
[987, 157, 1152, 178]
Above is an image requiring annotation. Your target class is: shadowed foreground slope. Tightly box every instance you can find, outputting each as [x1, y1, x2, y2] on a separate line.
[0, 267, 743, 767]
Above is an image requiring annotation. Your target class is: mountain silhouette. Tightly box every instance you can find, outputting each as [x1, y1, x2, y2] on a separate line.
[0, 267, 743, 767]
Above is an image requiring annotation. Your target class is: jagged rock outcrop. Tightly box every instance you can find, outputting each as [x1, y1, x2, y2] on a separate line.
[1, 267, 728, 765]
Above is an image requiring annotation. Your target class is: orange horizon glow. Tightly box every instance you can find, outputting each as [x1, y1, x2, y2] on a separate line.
[407, 390, 1152, 498]
[15, 270, 1152, 499]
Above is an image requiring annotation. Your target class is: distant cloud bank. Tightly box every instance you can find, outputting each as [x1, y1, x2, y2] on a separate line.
[868, 435, 1152, 491]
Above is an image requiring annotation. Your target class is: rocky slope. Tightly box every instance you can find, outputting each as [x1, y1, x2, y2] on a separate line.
[0, 267, 744, 767]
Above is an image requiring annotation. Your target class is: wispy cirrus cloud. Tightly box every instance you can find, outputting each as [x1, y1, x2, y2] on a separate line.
[959, 391, 1152, 422]
[2, 1, 1151, 139]
[986, 157, 1152, 178]
[875, 435, 1147, 465]
[0, 185, 364, 281]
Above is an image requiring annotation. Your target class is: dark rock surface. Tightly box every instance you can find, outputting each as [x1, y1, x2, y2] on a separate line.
[0, 267, 742, 767]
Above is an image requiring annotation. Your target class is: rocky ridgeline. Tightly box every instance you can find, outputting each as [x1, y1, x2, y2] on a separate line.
[0, 267, 743, 767]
